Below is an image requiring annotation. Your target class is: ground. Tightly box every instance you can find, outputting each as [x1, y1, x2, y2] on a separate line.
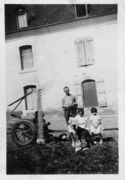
[7, 112, 118, 174]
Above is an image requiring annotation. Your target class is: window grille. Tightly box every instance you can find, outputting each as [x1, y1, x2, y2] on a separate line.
[20, 45, 34, 70]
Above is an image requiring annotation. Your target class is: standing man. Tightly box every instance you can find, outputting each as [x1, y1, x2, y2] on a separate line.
[62, 86, 77, 125]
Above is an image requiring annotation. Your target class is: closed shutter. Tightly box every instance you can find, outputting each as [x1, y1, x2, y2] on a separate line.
[76, 40, 86, 67]
[74, 83, 83, 107]
[82, 80, 98, 107]
[31, 87, 37, 109]
[26, 87, 32, 110]
[85, 39, 94, 65]
[96, 79, 107, 107]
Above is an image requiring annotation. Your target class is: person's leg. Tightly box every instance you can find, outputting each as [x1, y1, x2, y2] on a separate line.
[64, 110, 70, 125]
[95, 124, 103, 144]
[98, 133, 103, 144]
[76, 126, 81, 140]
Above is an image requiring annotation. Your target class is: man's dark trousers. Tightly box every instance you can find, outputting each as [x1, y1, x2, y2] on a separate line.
[64, 109, 70, 125]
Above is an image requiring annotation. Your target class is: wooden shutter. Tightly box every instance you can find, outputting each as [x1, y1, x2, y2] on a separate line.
[31, 87, 37, 109]
[74, 83, 83, 107]
[76, 40, 86, 66]
[96, 79, 107, 107]
[25, 86, 37, 110]
[85, 39, 94, 65]
[82, 80, 98, 107]
[26, 87, 32, 110]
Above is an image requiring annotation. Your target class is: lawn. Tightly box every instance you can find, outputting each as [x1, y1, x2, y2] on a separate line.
[7, 110, 118, 174]
[7, 128, 118, 174]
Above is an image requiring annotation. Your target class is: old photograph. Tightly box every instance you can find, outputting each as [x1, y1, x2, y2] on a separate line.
[5, 3, 118, 174]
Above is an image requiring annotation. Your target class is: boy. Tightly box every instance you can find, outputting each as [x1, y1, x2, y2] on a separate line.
[89, 107, 103, 144]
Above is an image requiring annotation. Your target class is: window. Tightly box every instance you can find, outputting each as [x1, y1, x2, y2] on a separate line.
[19, 45, 34, 70]
[75, 38, 94, 67]
[17, 8, 27, 28]
[24, 85, 37, 110]
[75, 4, 92, 18]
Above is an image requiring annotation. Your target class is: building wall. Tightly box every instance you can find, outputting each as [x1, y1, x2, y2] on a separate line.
[6, 15, 117, 115]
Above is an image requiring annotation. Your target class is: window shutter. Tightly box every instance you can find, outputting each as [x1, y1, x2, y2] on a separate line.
[96, 79, 107, 107]
[25, 86, 37, 110]
[76, 40, 86, 66]
[26, 88, 32, 110]
[31, 88, 37, 109]
[74, 83, 83, 107]
[85, 39, 94, 65]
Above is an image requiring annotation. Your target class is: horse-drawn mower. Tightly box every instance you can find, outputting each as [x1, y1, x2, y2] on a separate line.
[9, 89, 52, 146]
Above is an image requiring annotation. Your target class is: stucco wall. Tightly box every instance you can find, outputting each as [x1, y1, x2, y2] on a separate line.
[6, 17, 117, 114]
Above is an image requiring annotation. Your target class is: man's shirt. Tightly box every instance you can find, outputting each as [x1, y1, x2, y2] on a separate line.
[62, 94, 76, 107]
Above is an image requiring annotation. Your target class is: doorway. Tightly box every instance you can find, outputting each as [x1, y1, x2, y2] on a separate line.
[82, 80, 98, 107]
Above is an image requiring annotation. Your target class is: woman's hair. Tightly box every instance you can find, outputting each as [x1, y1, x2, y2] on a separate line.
[91, 107, 97, 113]
[70, 110, 76, 116]
[78, 109, 84, 114]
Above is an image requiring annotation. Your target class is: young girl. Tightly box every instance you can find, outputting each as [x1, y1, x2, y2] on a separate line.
[76, 109, 87, 129]
[89, 107, 103, 144]
[68, 111, 77, 147]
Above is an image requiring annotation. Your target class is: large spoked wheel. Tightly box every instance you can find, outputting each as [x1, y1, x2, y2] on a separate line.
[11, 120, 37, 146]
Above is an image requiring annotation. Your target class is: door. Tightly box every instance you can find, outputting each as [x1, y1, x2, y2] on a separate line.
[82, 80, 98, 107]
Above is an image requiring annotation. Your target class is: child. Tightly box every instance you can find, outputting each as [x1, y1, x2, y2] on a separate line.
[89, 107, 103, 144]
[76, 109, 87, 129]
[75, 109, 94, 150]
[69, 110, 77, 131]
[68, 110, 78, 147]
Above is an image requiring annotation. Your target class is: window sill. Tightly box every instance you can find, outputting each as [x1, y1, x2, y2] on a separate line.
[79, 64, 93, 67]
[19, 68, 37, 74]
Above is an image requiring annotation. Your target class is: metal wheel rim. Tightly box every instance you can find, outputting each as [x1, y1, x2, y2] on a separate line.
[15, 123, 34, 145]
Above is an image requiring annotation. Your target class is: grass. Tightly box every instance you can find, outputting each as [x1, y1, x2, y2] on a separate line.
[7, 132, 118, 174]
[7, 111, 118, 174]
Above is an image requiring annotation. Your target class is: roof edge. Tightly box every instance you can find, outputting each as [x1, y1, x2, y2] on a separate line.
[5, 12, 117, 35]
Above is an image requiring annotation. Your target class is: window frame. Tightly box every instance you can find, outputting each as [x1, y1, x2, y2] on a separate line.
[22, 82, 40, 116]
[75, 37, 95, 67]
[19, 45, 35, 71]
[24, 85, 37, 111]
[75, 4, 88, 18]
[16, 8, 28, 29]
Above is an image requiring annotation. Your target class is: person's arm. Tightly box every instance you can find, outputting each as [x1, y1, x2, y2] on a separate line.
[68, 117, 71, 124]
[62, 97, 65, 108]
[73, 96, 77, 105]
[97, 115, 101, 126]
[85, 118, 87, 128]
[75, 118, 79, 129]
[89, 116, 95, 128]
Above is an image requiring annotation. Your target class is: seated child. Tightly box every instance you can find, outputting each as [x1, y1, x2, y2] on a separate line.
[68, 110, 78, 147]
[89, 107, 103, 144]
[76, 109, 87, 129]
[75, 109, 93, 149]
